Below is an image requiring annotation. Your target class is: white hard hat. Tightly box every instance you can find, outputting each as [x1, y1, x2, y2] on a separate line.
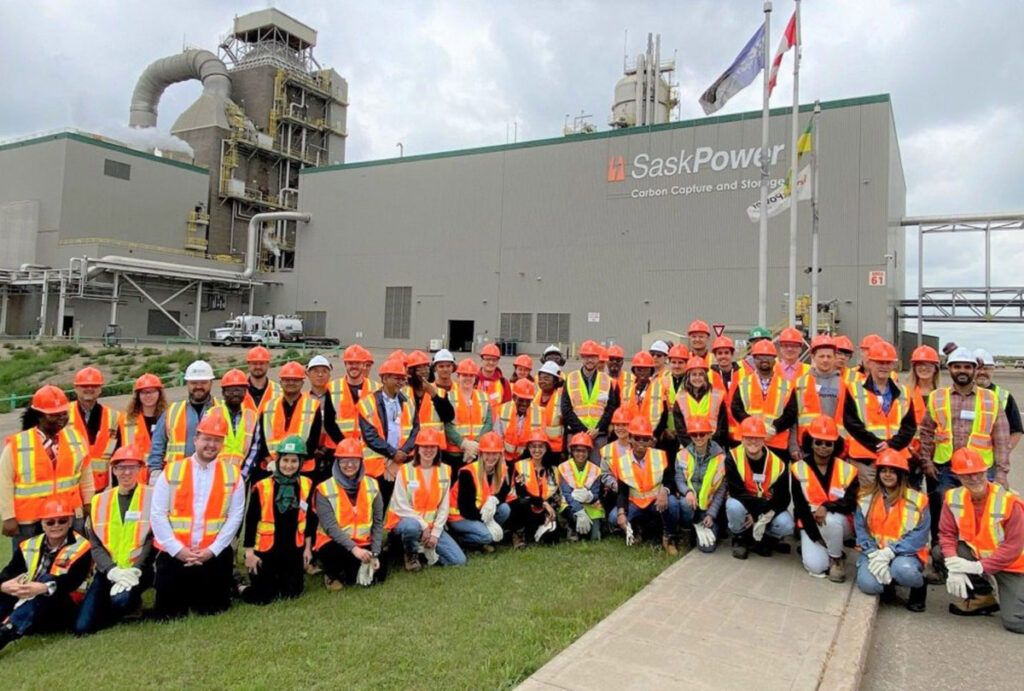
[538, 361, 562, 378]
[946, 347, 978, 367]
[307, 355, 333, 371]
[973, 348, 995, 367]
[184, 360, 215, 381]
[433, 348, 455, 364]
[649, 340, 669, 355]
[543, 344, 562, 356]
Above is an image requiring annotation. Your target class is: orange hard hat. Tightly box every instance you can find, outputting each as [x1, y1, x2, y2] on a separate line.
[687, 320, 711, 335]
[911, 345, 940, 364]
[524, 428, 549, 445]
[406, 350, 431, 368]
[477, 431, 504, 454]
[598, 346, 608, 362]
[579, 340, 602, 357]
[750, 340, 777, 357]
[807, 415, 840, 441]
[378, 357, 408, 377]
[511, 378, 536, 399]
[833, 335, 855, 353]
[809, 335, 835, 352]
[355, 345, 375, 364]
[950, 447, 988, 475]
[627, 416, 654, 438]
[606, 345, 625, 359]
[196, 411, 228, 438]
[31, 385, 69, 414]
[110, 444, 145, 466]
[134, 373, 163, 391]
[480, 343, 501, 359]
[631, 351, 655, 369]
[414, 427, 444, 448]
[456, 359, 479, 376]
[684, 356, 709, 373]
[611, 407, 634, 425]
[739, 416, 768, 439]
[74, 366, 104, 387]
[687, 415, 714, 435]
[388, 349, 408, 365]
[711, 336, 735, 352]
[668, 343, 691, 360]
[39, 499, 73, 520]
[279, 361, 306, 379]
[247, 345, 271, 363]
[513, 354, 533, 370]
[860, 334, 882, 351]
[342, 345, 363, 363]
[568, 432, 594, 449]
[867, 342, 898, 363]
[778, 327, 804, 345]
[875, 448, 909, 472]
[334, 438, 364, 458]
[220, 368, 248, 387]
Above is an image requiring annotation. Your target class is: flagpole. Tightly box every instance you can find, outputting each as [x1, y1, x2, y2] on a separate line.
[757, 1, 772, 327]
[787, 0, 801, 329]
[810, 99, 821, 337]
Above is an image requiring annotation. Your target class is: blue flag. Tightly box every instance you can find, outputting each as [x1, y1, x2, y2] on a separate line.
[699, 22, 766, 116]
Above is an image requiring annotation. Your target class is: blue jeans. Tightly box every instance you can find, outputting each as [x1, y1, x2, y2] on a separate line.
[725, 497, 794, 538]
[609, 496, 680, 537]
[855, 554, 924, 595]
[74, 570, 147, 635]
[393, 517, 467, 566]
[448, 503, 510, 547]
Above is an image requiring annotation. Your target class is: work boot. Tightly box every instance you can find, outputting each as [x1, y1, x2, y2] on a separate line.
[512, 530, 526, 550]
[827, 557, 846, 583]
[906, 585, 927, 613]
[323, 575, 343, 592]
[403, 551, 422, 572]
[753, 537, 774, 557]
[304, 561, 323, 576]
[481, 544, 496, 554]
[662, 535, 678, 556]
[922, 562, 944, 585]
[0, 623, 20, 652]
[949, 593, 1000, 617]
[731, 534, 749, 560]
[567, 528, 580, 542]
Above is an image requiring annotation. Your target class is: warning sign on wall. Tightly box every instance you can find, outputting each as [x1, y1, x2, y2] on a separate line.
[868, 271, 886, 287]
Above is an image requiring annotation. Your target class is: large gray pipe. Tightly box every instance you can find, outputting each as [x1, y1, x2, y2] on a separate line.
[129, 49, 231, 128]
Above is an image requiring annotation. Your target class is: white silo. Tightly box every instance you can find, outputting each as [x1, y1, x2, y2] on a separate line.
[610, 33, 677, 128]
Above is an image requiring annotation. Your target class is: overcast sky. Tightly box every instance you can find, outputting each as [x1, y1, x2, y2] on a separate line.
[3, 1, 1023, 351]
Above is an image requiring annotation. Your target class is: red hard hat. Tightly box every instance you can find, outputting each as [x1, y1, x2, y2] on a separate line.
[867, 342, 898, 363]
[684, 356, 709, 373]
[807, 415, 840, 441]
[687, 415, 714, 435]
[611, 407, 634, 425]
[833, 335, 855, 353]
[750, 340, 777, 357]
[513, 354, 533, 370]
[687, 320, 711, 335]
[31, 385, 69, 414]
[456, 359, 479, 376]
[342, 345, 363, 363]
[711, 336, 735, 352]
[74, 366, 104, 387]
[950, 447, 988, 475]
[110, 444, 145, 466]
[911, 345, 940, 364]
[524, 428, 548, 445]
[631, 351, 655, 369]
[279, 361, 306, 379]
[39, 499, 73, 520]
[196, 411, 228, 438]
[477, 431, 504, 454]
[480, 343, 501, 359]
[668, 343, 691, 361]
[247, 345, 271, 363]
[220, 368, 248, 387]
[414, 427, 444, 448]
[778, 327, 804, 345]
[406, 350, 431, 368]
[606, 345, 625, 359]
[134, 373, 164, 391]
[627, 416, 654, 438]
[378, 357, 408, 377]
[739, 416, 768, 439]
[809, 335, 835, 352]
[511, 378, 536, 399]
[860, 334, 882, 351]
[579, 340, 602, 357]
[334, 438, 364, 458]
[875, 448, 909, 472]
[568, 432, 594, 449]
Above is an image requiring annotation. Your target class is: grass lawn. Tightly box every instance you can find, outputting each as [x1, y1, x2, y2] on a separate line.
[0, 539, 677, 689]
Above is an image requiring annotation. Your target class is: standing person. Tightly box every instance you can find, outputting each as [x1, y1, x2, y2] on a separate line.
[306, 355, 342, 453]
[75, 445, 154, 635]
[430, 349, 456, 393]
[510, 431, 560, 548]
[557, 432, 603, 541]
[687, 320, 713, 365]
[542, 345, 566, 368]
[385, 428, 465, 570]
[842, 341, 917, 485]
[354, 346, 380, 390]
[329, 345, 380, 442]
[775, 328, 810, 383]
[404, 350, 453, 450]
[444, 359, 493, 471]
[495, 378, 539, 464]
[855, 335, 883, 379]
[606, 344, 632, 393]
[1, 386, 92, 547]
[674, 416, 727, 554]
[358, 356, 419, 507]
[562, 340, 618, 458]
[906, 345, 941, 491]
[149, 412, 245, 619]
[68, 366, 122, 493]
[791, 335, 845, 461]
[709, 335, 741, 444]
[242, 346, 277, 415]
[791, 417, 859, 582]
[620, 352, 666, 437]
[739, 327, 773, 376]
[833, 335, 858, 387]
[853, 449, 929, 612]
[673, 357, 729, 450]
[731, 340, 798, 459]
[257, 362, 325, 480]
[146, 360, 220, 476]
[938, 448, 1024, 631]
[510, 354, 534, 383]
[725, 417, 794, 559]
[0, 500, 91, 651]
[599, 408, 632, 518]
[477, 343, 512, 412]
[119, 373, 167, 483]
[597, 347, 609, 374]
[648, 340, 671, 376]
[660, 344, 690, 458]
[311, 439, 387, 590]
[974, 348, 1024, 451]
[240, 436, 312, 605]
[216, 369, 261, 477]
[447, 432, 514, 552]
[533, 361, 564, 466]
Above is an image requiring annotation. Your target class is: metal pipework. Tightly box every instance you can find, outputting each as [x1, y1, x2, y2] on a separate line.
[129, 49, 231, 128]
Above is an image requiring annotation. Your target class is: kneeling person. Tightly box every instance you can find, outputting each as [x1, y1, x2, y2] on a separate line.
[675, 416, 727, 553]
[558, 433, 604, 541]
[510, 430, 561, 548]
[447, 432, 513, 552]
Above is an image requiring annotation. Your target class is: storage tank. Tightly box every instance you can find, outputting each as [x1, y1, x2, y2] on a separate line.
[610, 33, 677, 129]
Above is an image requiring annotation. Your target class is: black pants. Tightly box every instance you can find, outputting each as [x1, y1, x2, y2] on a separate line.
[154, 548, 234, 619]
[376, 476, 395, 511]
[0, 589, 77, 635]
[512, 502, 558, 543]
[316, 542, 389, 586]
[243, 547, 304, 605]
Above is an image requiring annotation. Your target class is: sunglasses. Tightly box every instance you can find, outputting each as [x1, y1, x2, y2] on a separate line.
[691, 432, 712, 438]
[43, 518, 70, 526]
[812, 439, 835, 446]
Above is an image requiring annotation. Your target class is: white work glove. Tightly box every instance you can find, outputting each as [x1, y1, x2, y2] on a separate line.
[534, 521, 556, 542]
[695, 524, 716, 549]
[945, 556, 985, 576]
[869, 546, 895, 569]
[752, 510, 775, 542]
[624, 522, 636, 547]
[571, 488, 594, 504]
[480, 496, 498, 523]
[945, 572, 973, 600]
[485, 519, 504, 543]
[417, 544, 440, 566]
[356, 561, 374, 587]
[574, 510, 593, 535]
[867, 557, 892, 585]
[461, 439, 480, 461]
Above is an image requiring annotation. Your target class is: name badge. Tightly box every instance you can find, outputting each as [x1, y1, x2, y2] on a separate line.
[408, 481, 420, 489]
[815, 385, 822, 393]
[960, 409, 976, 421]
[597, 393, 609, 404]
[830, 487, 845, 498]
[124, 511, 141, 521]
[299, 500, 308, 512]
[752, 473, 765, 483]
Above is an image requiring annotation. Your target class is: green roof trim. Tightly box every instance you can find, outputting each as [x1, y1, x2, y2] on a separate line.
[303, 93, 891, 175]
[0, 131, 209, 174]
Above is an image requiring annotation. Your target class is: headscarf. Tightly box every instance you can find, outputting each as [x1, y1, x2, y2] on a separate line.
[334, 456, 365, 500]
[272, 458, 301, 514]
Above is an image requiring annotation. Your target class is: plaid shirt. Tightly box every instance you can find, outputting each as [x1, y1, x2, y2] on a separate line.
[919, 386, 1011, 482]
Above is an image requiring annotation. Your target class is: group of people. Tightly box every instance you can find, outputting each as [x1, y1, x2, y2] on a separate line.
[1, 322, 1022, 653]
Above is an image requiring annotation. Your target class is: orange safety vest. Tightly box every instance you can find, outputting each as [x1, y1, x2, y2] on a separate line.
[90, 484, 152, 567]
[384, 463, 451, 530]
[498, 401, 541, 461]
[621, 378, 666, 431]
[477, 376, 506, 413]
[154, 458, 240, 552]
[402, 386, 447, 450]
[612, 369, 634, 393]
[253, 475, 312, 551]
[709, 368, 741, 441]
[609, 448, 667, 509]
[513, 459, 554, 505]
[314, 476, 378, 549]
[794, 372, 848, 443]
[926, 387, 999, 467]
[945, 485, 1024, 573]
[329, 378, 379, 439]
[676, 388, 724, 436]
[163, 399, 221, 463]
[860, 488, 929, 564]
[242, 380, 279, 415]
[216, 406, 259, 468]
[790, 459, 858, 528]
[447, 461, 505, 522]
[9, 428, 89, 523]
[732, 447, 786, 500]
[532, 389, 564, 452]
[20, 532, 91, 578]
[736, 374, 792, 448]
[564, 370, 612, 429]
[262, 393, 320, 470]
[446, 387, 488, 453]
[68, 403, 121, 492]
[358, 393, 414, 477]
[845, 379, 911, 460]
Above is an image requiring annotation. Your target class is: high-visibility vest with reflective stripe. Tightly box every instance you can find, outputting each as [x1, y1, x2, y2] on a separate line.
[532, 389, 563, 452]
[564, 370, 612, 429]
[945, 485, 1024, 573]
[613, 370, 634, 394]
[21, 532, 90, 578]
[790, 459, 857, 528]
[908, 385, 930, 456]
[610, 449, 667, 509]
[163, 399, 220, 462]
[329, 378, 378, 438]
[736, 375, 792, 448]
[859, 488, 929, 564]
[989, 384, 1010, 412]
[254, 475, 312, 551]
[262, 393, 319, 461]
[709, 369, 742, 441]
[498, 401, 541, 460]
[10, 428, 88, 522]
[401, 386, 447, 449]
[242, 380, 278, 415]
[90, 484, 152, 568]
[68, 403, 121, 492]
[119, 413, 153, 484]
[385, 463, 450, 530]
[794, 373, 847, 442]
[732, 447, 785, 500]
[514, 459, 554, 502]
[478, 376, 506, 413]
[676, 448, 725, 511]
[600, 441, 629, 472]
[677, 389, 724, 437]
[621, 378, 666, 431]
[926, 387, 998, 467]
[314, 476, 378, 549]
[448, 461, 504, 522]
[846, 379, 911, 460]
[154, 459, 240, 552]
[556, 459, 604, 518]
[216, 406, 259, 467]
[660, 372, 684, 433]
[447, 387, 488, 453]
[358, 393, 414, 477]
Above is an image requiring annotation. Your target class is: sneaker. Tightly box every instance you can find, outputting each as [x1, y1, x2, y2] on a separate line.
[806, 568, 828, 579]
[323, 575, 343, 592]
[0, 623, 20, 652]
[948, 594, 1000, 617]
[662, 536, 679, 556]
[403, 552, 422, 572]
[828, 558, 846, 583]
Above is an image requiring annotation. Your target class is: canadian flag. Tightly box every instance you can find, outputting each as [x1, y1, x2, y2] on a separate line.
[767, 11, 798, 96]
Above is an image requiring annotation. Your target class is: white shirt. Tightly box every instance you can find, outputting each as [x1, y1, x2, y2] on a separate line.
[149, 455, 245, 557]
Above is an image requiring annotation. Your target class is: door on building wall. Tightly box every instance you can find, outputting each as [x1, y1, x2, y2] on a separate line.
[448, 320, 474, 352]
[62, 315, 74, 338]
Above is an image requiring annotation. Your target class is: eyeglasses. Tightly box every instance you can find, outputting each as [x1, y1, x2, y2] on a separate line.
[43, 518, 70, 526]
[812, 439, 835, 447]
[112, 464, 142, 472]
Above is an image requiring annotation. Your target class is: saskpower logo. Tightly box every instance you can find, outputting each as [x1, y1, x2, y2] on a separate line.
[607, 144, 786, 182]
[607, 156, 625, 182]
